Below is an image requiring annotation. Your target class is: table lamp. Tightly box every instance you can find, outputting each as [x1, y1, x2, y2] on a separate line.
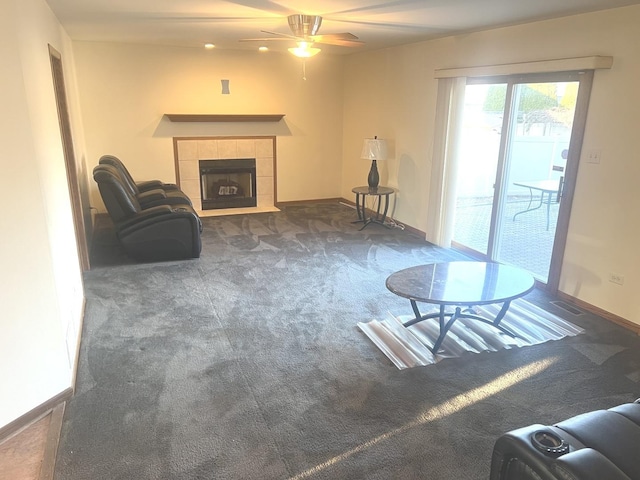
[361, 136, 388, 189]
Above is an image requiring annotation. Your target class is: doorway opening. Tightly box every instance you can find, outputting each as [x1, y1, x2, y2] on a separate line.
[49, 45, 90, 271]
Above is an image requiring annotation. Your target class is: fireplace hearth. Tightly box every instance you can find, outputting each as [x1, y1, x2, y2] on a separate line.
[199, 158, 257, 210]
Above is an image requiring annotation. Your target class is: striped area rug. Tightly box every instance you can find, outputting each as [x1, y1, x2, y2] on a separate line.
[358, 298, 584, 369]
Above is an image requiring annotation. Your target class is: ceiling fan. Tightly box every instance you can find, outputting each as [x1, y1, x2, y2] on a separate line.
[241, 14, 364, 57]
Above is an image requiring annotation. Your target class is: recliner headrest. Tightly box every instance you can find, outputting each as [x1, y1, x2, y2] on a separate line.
[99, 155, 139, 196]
[93, 164, 142, 222]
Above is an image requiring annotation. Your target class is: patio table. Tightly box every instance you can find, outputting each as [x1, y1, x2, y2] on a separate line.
[512, 180, 562, 231]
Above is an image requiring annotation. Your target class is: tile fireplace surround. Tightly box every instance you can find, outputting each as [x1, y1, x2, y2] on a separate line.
[174, 136, 276, 216]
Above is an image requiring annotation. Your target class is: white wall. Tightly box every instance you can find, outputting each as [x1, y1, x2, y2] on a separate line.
[71, 42, 345, 208]
[0, 0, 85, 429]
[342, 5, 640, 324]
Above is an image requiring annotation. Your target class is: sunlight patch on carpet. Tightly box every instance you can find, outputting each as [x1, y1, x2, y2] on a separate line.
[288, 357, 558, 479]
[358, 299, 584, 369]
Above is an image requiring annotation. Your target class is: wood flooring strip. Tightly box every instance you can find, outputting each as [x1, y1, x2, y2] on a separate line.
[0, 388, 72, 443]
[0, 413, 51, 480]
[38, 403, 65, 480]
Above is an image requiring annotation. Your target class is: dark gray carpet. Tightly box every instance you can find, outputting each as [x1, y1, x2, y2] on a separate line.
[55, 202, 640, 479]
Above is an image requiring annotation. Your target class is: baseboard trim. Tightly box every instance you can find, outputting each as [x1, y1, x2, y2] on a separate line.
[0, 388, 73, 444]
[397, 222, 427, 239]
[339, 197, 426, 238]
[70, 298, 86, 393]
[557, 291, 640, 335]
[275, 198, 343, 207]
[258, 198, 429, 239]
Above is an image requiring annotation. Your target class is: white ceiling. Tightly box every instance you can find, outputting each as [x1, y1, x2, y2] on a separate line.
[45, 0, 640, 55]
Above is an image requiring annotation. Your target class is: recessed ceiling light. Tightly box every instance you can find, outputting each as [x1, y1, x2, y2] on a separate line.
[258, 46, 269, 52]
[204, 43, 215, 49]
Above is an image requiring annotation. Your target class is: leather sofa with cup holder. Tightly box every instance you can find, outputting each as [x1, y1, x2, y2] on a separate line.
[490, 399, 640, 480]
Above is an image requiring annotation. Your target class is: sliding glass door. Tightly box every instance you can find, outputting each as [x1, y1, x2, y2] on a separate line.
[451, 73, 584, 284]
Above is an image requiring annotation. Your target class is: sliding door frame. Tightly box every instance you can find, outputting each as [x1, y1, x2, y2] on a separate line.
[547, 70, 594, 293]
[459, 70, 594, 292]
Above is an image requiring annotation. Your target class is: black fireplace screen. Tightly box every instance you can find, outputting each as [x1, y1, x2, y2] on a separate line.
[199, 158, 257, 210]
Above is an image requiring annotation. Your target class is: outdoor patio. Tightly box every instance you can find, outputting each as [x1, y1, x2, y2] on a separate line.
[453, 194, 560, 280]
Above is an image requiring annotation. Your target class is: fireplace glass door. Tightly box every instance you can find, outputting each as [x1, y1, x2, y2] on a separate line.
[199, 159, 257, 210]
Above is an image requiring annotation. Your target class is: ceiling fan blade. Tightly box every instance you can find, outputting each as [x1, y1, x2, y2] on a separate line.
[326, 18, 446, 32]
[259, 29, 300, 39]
[310, 36, 365, 47]
[327, 0, 429, 17]
[239, 37, 296, 42]
[310, 33, 359, 41]
[128, 13, 268, 23]
[224, 0, 291, 15]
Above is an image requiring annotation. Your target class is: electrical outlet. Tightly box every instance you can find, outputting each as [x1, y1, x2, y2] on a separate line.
[586, 149, 602, 164]
[609, 273, 624, 285]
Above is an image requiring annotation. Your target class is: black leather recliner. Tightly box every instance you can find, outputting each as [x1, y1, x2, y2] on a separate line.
[93, 164, 201, 261]
[99, 154, 192, 208]
[490, 399, 640, 480]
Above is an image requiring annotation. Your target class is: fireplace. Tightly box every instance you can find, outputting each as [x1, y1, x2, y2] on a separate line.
[174, 137, 276, 213]
[199, 158, 257, 210]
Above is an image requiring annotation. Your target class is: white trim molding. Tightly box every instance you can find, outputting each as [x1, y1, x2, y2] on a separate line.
[434, 56, 613, 79]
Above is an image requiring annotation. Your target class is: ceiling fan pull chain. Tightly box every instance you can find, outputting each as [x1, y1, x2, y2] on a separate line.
[302, 60, 307, 80]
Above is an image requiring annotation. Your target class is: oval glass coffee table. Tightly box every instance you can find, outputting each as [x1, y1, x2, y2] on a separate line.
[386, 261, 536, 353]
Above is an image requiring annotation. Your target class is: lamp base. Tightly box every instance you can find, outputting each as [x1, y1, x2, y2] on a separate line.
[368, 159, 379, 189]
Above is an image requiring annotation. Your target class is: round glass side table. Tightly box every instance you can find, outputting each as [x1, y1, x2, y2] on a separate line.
[351, 186, 394, 230]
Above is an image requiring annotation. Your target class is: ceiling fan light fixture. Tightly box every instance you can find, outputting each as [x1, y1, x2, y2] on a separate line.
[288, 41, 321, 58]
[204, 43, 215, 49]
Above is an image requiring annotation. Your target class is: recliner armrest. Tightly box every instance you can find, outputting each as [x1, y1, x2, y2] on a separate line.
[116, 205, 200, 236]
[137, 188, 168, 204]
[552, 448, 631, 480]
[137, 180, 180, 192]
[136, 180, 164, 192]
[116, 205, 174, 230]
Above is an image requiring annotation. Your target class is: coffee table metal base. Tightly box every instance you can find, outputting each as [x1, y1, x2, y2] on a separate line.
[404, 299, 517, 354]
[385, 262, 536, 355]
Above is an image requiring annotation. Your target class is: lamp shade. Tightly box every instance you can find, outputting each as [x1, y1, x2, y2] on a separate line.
[361, 138, 388, 161]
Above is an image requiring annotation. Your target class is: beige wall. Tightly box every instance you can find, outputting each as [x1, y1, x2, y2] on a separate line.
[72, 42, 345, 209]
[0, 0, 85, 429]
[342, 6, 640, 324]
